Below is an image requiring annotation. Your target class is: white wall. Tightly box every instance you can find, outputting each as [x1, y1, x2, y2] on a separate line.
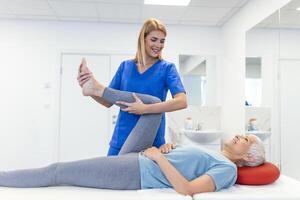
[0, 19, 221, 169]
[279, 29, 300, 58]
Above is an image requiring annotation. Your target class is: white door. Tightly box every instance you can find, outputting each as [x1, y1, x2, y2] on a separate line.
[280, 59, 300, 181]
[60, 54, 110, 162]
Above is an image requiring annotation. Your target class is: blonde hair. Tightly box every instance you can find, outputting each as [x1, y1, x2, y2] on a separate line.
[134, 18, 167, 68]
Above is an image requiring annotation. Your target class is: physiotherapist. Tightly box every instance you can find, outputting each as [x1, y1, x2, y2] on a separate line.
[77, 18, 187, 155]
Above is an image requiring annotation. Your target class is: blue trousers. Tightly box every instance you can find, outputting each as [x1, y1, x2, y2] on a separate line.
[0, 87, 162, 190]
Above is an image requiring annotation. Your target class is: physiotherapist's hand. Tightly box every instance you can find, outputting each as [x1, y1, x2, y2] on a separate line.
[116, 93, 148, 115]
[77, 58, 93, 88]
[143, 147, 164, 161]
[159, 143, 176, 154]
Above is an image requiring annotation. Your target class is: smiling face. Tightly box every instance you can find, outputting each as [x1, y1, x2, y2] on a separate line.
[135, 18, 167, 67]
[144, 30, 165, 59]
[224, 134, 257, 158]
[223, 134, 265, 166]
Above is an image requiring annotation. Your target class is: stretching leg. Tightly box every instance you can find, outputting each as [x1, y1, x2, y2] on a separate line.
[101, 87, 162, 155]
[82, 75, 163, 154]
[0, 154, 140, 189]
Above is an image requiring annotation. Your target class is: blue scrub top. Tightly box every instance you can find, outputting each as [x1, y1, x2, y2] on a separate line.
[108, 59, 185, 150]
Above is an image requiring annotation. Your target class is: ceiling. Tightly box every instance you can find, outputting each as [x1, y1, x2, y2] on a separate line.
[257, 0, 300, 29]
[0, 0, 248, 26]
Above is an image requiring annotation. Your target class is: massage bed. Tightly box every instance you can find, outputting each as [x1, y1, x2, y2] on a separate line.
[0, 175, 299, 200]
[0, 186, 192, 200]
[194, 175, 300, 200]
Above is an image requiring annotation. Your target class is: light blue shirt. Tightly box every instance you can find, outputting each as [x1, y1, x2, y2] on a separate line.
[138, 145, 237, 191]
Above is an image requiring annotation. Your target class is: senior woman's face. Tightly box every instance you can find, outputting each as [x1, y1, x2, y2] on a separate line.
[224, 134, 257, 156]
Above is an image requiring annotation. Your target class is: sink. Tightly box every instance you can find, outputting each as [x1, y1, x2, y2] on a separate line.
[181, 129, 222, 143]
[246, 131, 271, 141]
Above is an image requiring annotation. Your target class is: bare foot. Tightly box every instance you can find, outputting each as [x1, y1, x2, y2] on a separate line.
[82, 58, 91, 72]
[79, 57, 105, 97]
[78, 58, 92, 85]
[82, 77, 105, 97]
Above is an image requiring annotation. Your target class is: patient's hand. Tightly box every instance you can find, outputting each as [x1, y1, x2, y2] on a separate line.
[159, 143, 176, 154]
[143, 147, 164, 161]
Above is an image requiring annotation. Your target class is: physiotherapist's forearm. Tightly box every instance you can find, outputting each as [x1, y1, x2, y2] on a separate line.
[155, 156, 192, 196]
[145, 93, 187, 114]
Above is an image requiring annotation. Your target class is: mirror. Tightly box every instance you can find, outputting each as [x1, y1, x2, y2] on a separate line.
[277, 0, 300, 181]
[178, 55, 217, 106]
[245, 9, 280, 165]
[245, 57, 262, 107]
[246, 0, 300, 181]
[179, 55, 206, 106]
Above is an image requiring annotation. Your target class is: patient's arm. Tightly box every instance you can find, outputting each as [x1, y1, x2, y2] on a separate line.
[144, 147, 215, 196]
[186, 175, 215, 195]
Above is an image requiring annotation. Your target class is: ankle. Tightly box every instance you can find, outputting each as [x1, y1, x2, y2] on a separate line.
[93, 83, 105, 97]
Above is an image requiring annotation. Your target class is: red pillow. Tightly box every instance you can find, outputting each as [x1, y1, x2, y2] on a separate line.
[236, 162, 280, 185]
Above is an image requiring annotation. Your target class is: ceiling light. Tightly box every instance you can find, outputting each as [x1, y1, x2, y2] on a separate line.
[144, 0, 191, 6]
[296, 7, 300, 11]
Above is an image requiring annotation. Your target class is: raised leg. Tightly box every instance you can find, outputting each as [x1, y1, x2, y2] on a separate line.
[101, 87, 163, 155]
[82, 77, 163, 154]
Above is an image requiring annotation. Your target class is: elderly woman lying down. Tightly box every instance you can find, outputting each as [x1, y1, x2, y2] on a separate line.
[0, 77, 265, 196]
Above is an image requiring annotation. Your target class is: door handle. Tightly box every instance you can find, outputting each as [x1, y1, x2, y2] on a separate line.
[112, 115, 117, 124]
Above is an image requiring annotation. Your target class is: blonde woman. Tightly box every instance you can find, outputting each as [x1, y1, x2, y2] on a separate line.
[77, 18, 187, 155]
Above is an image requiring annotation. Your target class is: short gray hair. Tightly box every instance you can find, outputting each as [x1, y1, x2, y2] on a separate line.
[241, 135, 265, 167]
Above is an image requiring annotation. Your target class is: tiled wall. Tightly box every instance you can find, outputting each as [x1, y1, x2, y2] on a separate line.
[245, 107, 271, 131]
[167, 106, 221, 143]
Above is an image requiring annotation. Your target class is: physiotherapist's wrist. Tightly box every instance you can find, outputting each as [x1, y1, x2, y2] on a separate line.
[143, 104, 151, 114]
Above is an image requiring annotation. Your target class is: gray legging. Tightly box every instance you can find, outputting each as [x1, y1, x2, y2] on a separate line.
[0, 87, 162, 190]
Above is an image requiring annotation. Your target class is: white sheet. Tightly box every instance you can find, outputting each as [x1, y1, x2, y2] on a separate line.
[1, 175, 299, 200]
[0, 187, 192, 200]
[194, 175, 300, 200]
